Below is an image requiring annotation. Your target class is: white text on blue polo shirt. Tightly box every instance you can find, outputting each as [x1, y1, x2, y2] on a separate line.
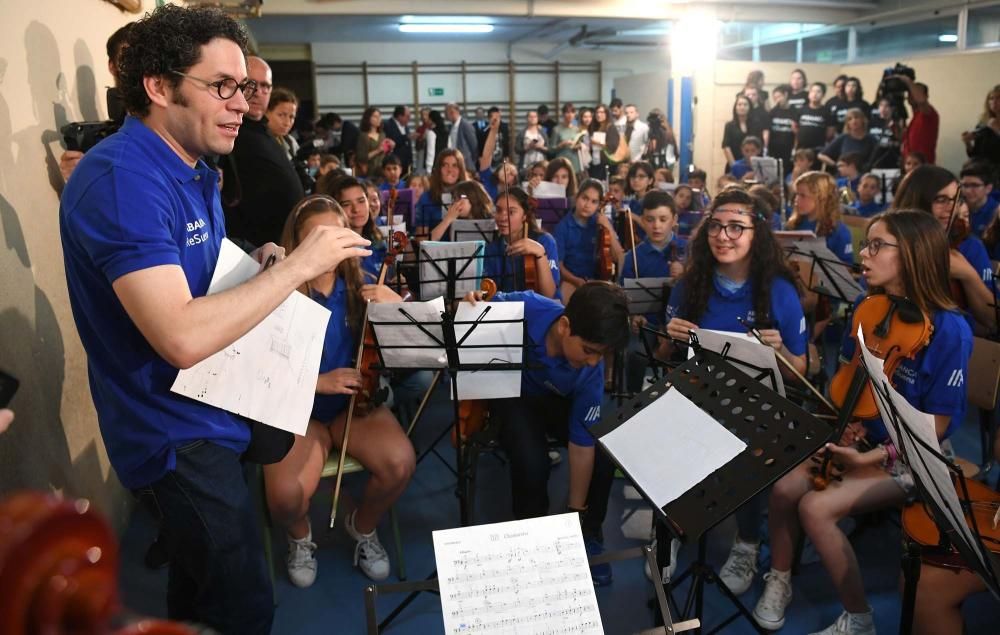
[187, 218, 209, 246]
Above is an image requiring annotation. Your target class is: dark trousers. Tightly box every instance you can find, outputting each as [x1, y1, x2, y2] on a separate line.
[492, 395, 615, 541]
[134, 440, 273, 635]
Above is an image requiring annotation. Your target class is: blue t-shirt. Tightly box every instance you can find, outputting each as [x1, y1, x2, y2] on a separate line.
[666, 273, 807, 357]
[378, 180, 402, 192]
[795, 217, 854, 264]
[483, 232, 561, 295]
[310, 280, 355, 423]
[677, 211, 706, 238]
[970, 196, 1000, 236]
[492, 291, 605, 447]
[620, 237, 686, 327]
[554, 213, 598, 279]
[958, 234, 993, 288]
[415, 190, 445, 231]
[852, 201, 885, 218]
[730, 159, 753, 179]
[836, 175, 861, 194]
[840, 303, 972, 441]
[59, 116, 250, 489]
[478, 166, 498, 202]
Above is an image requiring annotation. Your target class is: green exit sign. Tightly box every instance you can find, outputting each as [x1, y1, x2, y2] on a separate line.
[427, 87, 445, 97]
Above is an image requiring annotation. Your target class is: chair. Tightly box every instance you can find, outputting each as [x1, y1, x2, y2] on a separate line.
[966, 336, 1000, 473]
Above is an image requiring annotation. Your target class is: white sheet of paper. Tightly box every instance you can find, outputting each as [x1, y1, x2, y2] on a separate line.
[367, 297, 446, 369]
[856, 327, 989, 573]
[601, 388, 747, 508]
[591, 131, 607, 146]
[623, 277, 672, 315]
[533, 181, 567, 198]
[420, 240, 486, 300]
[450, 218, 498, 243]
[171, 240, 329, 436]
[434, 513, 603, 635]
[690, 329, 786, 397]
[375, 222, 407, 240]
[452, 301, 523, 400]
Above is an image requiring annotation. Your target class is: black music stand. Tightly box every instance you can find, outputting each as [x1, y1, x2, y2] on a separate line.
[617, 277, 673, 398]
[416, 242, 489, 303]
[590, 345, 830, 634]
[378, 187, 416, 228]
[856, 351, 1000, 634]
[535, 197, 571, 233]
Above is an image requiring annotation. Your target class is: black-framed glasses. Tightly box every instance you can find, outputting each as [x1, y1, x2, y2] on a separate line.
[170, 71, 258, 101]
[706, 220, 753, 240]
[859, 237, 899, 256]
[932, 194, 959, 206]
[961, 181, 986, 190]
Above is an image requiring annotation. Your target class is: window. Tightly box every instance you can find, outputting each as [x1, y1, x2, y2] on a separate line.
[801, 31, 848, 63]
[760, 40, 798, 62]
[854, 16, 958, 60]
[967, 6, 1000, 49]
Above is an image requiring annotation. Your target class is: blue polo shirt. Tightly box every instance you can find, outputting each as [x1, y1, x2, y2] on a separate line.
[730, 159, 753, 179]
[554, 212, 598, 279]
[492, 291, 605, 447]
[957, 234, 993, 287]
[970, 197, 1000, 236]
[795, 217, 854, 264]
[624, 198, 648, 242]
[59, 116, 249, 490]
[666, 273, 807, 357]
[415, 191, 445, 231]
[483, 232, 561, 295]
[620, 237, 685, 328]
[840, 303, 971, 441]
[677, 211, 706, 238]
[852, 201, 885, 218]
[310, 280, 355, 423]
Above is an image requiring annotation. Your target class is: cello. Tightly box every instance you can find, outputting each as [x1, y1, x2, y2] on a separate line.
[902, 476, 1000, 568]
[330, 230, 408, 527]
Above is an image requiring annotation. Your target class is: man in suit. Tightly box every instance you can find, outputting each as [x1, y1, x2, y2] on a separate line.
[445, 102, 478, 171]
[386, 105, 413, 175]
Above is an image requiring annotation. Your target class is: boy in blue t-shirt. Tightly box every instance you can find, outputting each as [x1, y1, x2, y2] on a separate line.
[465, 282, 630, 586]
[835, 152, 862, 196]
[620, 191, 686, 393]
[851, 173, 886, 217]
[729, 136, 762, 180]
[377, 154, 403, 191]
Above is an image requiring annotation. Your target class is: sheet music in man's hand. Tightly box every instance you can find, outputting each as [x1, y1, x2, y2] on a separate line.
[433, 513, 603, 635]
[171, 239, 329, 436]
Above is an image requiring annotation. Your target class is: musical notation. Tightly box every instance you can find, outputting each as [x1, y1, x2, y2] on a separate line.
[433, 514, 604, 635]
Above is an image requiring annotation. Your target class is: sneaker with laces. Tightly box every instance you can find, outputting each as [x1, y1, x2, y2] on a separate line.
[644, 537, 681, 582]
[809, 610, 876, 635]
[584, 537, 613, 586]
[345, 510, 391, 581]
[286, 531, 318, 588]
[753, 571, 793, 630]
[718, 539, 759, 595]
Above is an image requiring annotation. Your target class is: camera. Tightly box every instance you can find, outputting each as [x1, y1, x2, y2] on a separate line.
[877, 63, 916, 122]
[61, 120, 119, 153]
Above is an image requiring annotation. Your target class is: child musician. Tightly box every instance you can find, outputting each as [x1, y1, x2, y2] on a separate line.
[751, 210, 972, 634]
[414, 149, 469, 239]
[554, 179, 624, 302]
[786, 171, 855, 264]
[464, 281, 631, 586]
[317, 176, 385, 278]
[378, 154, 403, 191]
[658, 188, 808, 598]
[264, 195, 415, 587]
[428, 179, 494, 241]
[851, 174, 885, 218]
[620, 191, 686, 393]
[483, 187, 559, 298]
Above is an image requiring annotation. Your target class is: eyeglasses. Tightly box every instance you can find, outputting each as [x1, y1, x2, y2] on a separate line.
[170, 71, 258, 101]
[706, 220, 753, 240]
[932, 194, 959, 206]
[859, 237, 899, 256]
[961, 181, 986, 190]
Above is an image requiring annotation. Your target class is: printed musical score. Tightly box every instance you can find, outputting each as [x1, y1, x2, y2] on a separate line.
[433, 513, 604, 634]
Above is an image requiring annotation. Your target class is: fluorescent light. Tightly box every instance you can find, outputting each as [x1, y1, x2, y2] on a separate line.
[400, 15, 492, 25]
[671, 12, 721, 75]
[399, 24, 494, 34]
[938, 33, 958, 43]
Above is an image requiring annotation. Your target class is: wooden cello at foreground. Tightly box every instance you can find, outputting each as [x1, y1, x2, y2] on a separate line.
[0, 491, 196, 635]
[902, 476, 1000, 566]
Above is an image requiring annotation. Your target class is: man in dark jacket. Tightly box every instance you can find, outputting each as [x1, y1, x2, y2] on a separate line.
[385, 105, 413, 175]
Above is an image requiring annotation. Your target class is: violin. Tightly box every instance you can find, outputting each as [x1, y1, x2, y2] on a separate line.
[452, 278, 498, 446]
[902, 476, 1000, 568]
[814, 294, 933, 489]
[595, 193, 617, 281]
[946, 197, 970, 309]
[385, 185, 399, 228]
[331, 230, 408, 527]
[520, 216, 539, 291]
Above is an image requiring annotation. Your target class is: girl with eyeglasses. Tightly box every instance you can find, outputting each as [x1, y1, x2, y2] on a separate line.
[264, 195, 415, 588]
[751, 210, 972, 635]
[892, 164, 996, 335]
[657, 189, 808, 597]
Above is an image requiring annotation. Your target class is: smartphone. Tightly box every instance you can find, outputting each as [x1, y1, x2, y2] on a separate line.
[0, 369, 19, 408]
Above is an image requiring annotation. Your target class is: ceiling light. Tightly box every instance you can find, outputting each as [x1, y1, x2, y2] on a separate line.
[938, 33, 958, 43]
[400, 15, 492, 24]
[399, 24, 494, 34]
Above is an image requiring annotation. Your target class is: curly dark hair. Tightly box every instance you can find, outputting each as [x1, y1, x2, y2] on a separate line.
[117, 4, 249, 118]
[677, 188, 799, 325]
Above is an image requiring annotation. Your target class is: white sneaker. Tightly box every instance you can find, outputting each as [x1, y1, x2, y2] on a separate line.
[809, 610, 876, 635]
[753, 571, 793, 630]
[286, 529, 318, 588]
[644, 537, 681, 582]
[345, 510, 391, 581]
[718, 539, 759, 595]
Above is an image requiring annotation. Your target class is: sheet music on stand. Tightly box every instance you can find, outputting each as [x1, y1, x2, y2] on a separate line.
[622, 277, 672, 315]
[452, 301, 524, 400]
[750, 156, 780, 186]
[871, 169, 901, 206]
[450, 218, 497, 244]
[856, 327, 1000, 597]
[690, 329, 786, 397]
[419, 240, 486, 300]
[781, 235, 865, 302]
[433, 513, 603, 635]
[367, 297, 447, 369]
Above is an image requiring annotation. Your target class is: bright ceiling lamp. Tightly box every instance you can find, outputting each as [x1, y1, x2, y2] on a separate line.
[938, 33, 958, 43]
[399, 15, 494, 33]
[671, 10, 721, 75]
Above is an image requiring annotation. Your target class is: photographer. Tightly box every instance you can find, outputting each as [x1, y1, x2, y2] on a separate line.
[643, 109, 677, 170]
[895, 74, 939, 165]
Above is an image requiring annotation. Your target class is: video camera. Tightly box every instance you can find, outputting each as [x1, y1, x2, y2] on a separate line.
[877, 62, 916, 122]
[61, 120, 120, 153]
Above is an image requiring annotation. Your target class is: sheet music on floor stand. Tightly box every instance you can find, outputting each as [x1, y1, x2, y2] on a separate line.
[433, 513, 602, 635]
[784, 237, 864, 303]
[450, 218, 498, 243]
[419, 240, 487, 301]
[856, 327, 1000, 600]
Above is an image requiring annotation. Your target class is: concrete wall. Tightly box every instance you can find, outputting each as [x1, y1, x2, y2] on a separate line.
[0, 0, 134, 527]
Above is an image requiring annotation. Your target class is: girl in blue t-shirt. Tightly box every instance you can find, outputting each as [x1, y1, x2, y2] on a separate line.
[658, 189, 808, 598]
[316, 175, 386, 279]
[414, 149, 468, 238]
[554, 179, 624, 303]
[786, 170, 855, 264]
[264, 195, 415, 588]
[428, 180, 495, 242]
[752, 210, 973, 633]
[623, 161, 654, 241]
[484, 187, 559, 299]
[892, 164, 997, 335]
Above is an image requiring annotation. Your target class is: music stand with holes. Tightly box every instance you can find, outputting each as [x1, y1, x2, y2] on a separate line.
[590, 344, 830, 634]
